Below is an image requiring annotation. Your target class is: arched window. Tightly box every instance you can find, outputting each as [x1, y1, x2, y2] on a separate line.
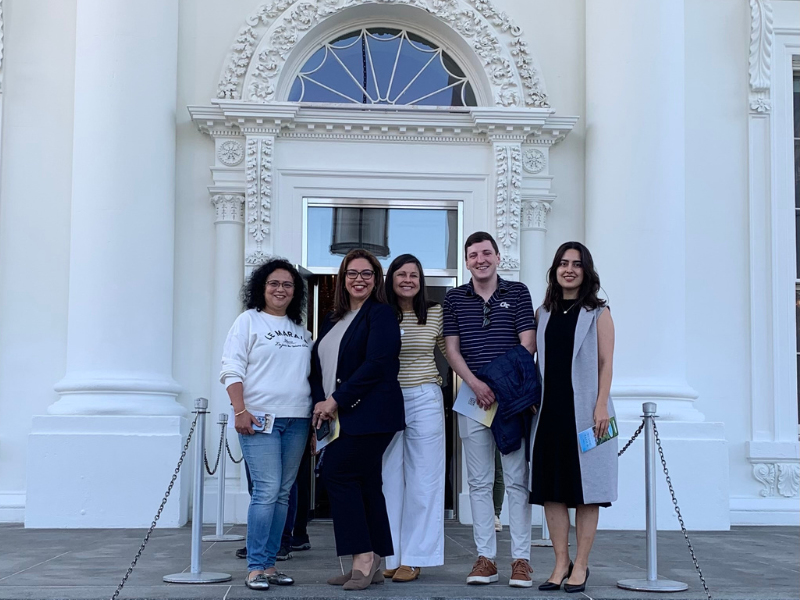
[288, 28, 477, 107]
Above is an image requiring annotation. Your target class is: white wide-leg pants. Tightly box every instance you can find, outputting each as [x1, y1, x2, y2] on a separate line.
[382, 383, 445, 569]
[458, 413, 531, 561]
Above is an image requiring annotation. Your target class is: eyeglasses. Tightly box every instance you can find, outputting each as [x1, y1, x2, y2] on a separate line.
[345, 269, 375, 281]
[266, 280, 295, 290]
[482, 303, 491, 329]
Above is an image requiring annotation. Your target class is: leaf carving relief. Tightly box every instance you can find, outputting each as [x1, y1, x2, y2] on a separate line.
[218, 0, 549, 108]
[753, 462, 800, 498]
[494, 144, 521, 269]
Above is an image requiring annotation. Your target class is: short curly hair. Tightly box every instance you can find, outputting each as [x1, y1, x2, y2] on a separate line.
[241, 259, 307, 325]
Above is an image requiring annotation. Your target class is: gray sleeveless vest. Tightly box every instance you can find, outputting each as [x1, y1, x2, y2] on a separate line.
[529, 305, 618, 504]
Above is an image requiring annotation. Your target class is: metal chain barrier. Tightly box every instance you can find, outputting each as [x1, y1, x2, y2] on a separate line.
[618, 419, 644, 457]
[203, 423, 225, 476]
[109, 411, 199, 600]
[653, 422, 712, 600]
[225, 438, 244, 464]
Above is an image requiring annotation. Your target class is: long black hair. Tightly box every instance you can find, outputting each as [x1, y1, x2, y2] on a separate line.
[384, 253, 434, 325]
[542, 241, 606, 313]
[241, 259, 307, 325]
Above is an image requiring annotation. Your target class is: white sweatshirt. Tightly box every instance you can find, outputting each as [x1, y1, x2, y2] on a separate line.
[220, 309, 312, 418]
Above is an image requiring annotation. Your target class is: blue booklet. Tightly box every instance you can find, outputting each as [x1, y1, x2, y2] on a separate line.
[578, 417, 618, 453]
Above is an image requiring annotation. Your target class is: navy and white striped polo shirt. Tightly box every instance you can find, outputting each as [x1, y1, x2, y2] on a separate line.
[443, 276, 536, 374]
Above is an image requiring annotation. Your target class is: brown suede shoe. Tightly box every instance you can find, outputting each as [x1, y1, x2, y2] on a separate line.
[509, 558, 533, 588]
[466, 556, 498, 585]
[327, 571, 352, 586]
[392, 566, 421, 582]
[382, 568, 398, 579]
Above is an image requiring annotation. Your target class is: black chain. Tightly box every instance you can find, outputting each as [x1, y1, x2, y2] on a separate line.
[109, 412, 199, 600]
[226, 438, 244, 464]
[203, 424, 225, 476]
[652, 422, 712, 600]
[618, 420, 644, 457]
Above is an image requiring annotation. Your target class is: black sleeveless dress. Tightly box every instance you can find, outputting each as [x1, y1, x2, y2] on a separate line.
[530, 299, 603, 508]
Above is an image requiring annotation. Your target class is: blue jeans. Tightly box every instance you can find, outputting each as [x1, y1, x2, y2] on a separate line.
[239, 417, 309, 572]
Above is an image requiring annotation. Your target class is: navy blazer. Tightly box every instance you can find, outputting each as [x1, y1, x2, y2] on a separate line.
[310, 297, 405, 436]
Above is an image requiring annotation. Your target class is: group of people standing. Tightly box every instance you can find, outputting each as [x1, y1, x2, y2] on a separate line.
[220, 231, 616, 593]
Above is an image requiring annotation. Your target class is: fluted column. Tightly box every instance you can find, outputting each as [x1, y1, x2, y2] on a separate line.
[585, 0, 702, 421]
[50, 0, 182, 415]
[520, 196, 553, 308]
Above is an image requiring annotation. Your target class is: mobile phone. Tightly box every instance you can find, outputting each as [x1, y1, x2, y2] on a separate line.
[252, 415, 266, 432]
[316, 420, 331, 441]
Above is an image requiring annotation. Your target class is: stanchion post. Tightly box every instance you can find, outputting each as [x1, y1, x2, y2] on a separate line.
[203, 413, 244, 543]
[617, 402, 687, 593]
[531, 505, 554, 547]
[164, 398, 231, 584]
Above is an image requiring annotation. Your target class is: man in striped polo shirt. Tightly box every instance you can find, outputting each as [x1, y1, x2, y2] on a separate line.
[443, 231, 536, 588]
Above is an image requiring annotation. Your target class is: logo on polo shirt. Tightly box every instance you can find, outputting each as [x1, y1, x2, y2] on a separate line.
[500, 301, 510, 308]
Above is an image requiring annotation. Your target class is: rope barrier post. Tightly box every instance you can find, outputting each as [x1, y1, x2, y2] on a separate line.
[618, 402, 687, 593]
[164, 398, 231, 584]
[531, 505, 553, 547]
[203, 413, 245, 542]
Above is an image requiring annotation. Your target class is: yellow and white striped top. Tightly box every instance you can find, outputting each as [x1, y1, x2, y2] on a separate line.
[398, 304, 447, 388]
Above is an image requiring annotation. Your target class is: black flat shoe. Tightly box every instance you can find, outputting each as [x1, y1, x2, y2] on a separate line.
[563, 567, 589, 593]
[538, 561, 573, 591]
[235, 546, 247, 559]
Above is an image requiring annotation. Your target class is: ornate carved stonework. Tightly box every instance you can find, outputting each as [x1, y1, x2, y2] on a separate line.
[211, 194, 245, 224]
[218, 0, 548, 109]
[522, 148, 545, 174]
[494, 144, 521, 269]
[753, 463, 800, 498]
[245, 137, 274, 258]
[748, 0, 773, 114]
[217, 140, 244, 166]
[522, 199, 550, 231]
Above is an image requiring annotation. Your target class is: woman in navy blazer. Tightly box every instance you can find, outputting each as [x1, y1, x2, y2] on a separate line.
[310, 248, 404, 590]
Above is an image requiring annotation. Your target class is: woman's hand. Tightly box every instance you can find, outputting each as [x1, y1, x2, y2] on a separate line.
[471, 379, 496, 410]
[235, 410, 262, 435]
[593, 403, 610, 439]
[312, 396, 338, 429]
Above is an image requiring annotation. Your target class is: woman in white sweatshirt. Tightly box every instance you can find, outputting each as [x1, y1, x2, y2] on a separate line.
[221, 259, 312, 591]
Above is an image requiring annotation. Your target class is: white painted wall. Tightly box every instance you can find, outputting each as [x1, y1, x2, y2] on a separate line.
[0, 0, 77, 522]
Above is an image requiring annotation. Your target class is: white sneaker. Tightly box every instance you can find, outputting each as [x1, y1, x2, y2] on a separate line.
[494, 515, 502, 532]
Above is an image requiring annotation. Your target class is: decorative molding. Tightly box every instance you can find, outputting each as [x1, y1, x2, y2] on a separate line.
[498, 256, 519, 270]
[246, 250, 281, 266]
[522, 147, 545, 174]
[521, 199, 550, 231]
[753, 463, 800, 498]
[217, 140, 245, 166]
[748, 0, 773, 114]
[245, 137, 274, 258]
[494, 144, 521, 269]
[217, 0, 548, 108]
[211, 194, 245, 224]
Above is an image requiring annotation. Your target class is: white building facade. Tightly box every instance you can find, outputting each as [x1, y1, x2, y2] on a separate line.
[0, 0, 797, 530]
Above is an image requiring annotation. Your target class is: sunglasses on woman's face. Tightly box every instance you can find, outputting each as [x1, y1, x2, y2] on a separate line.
[345, 269, 375, 281]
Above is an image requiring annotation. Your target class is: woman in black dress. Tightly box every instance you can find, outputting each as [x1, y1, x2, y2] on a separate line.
[529, 242, 616, 594]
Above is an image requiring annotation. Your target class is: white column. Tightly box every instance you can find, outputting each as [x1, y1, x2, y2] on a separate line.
[585, 0, 701, 422]
[520, 197, 553, 308]
[26, 0, 188, 528]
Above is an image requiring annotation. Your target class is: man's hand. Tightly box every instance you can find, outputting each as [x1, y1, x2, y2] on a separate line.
[235, 410, 262, 435]
[471, 379, 496, 410]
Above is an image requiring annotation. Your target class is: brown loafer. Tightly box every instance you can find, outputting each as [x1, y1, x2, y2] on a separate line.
[383, 568, 398, 579]
[327, 571, 352, 586]
[392, 566, 420, 582]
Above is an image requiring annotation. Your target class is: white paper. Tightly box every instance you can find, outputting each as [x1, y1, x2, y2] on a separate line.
[228, 408, 275, 434]
[453, 382, 497, 427]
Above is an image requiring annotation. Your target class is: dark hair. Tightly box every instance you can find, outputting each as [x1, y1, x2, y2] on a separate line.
[332, 248, 386, 322]
[464, 231, 499, 258]
[241, 259, 307, 325]
[384, 254, 435, 325]
[543, 241, 606, 313]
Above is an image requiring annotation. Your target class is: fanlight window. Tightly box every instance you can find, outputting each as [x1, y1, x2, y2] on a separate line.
[288, 28, 477, 107]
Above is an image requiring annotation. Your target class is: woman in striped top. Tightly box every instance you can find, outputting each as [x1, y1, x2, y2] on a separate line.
[380, 254, 447, 583]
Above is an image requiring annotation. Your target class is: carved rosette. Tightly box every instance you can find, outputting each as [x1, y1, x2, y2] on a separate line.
[245, 137, 274, 260]
[217, 140, 244, 166]
[494, 144, 521, 270]
[753, 462, 800, 498]
[211, 194, 245, 224]
[522, 200, 550, 232]
[748, 0, 773, 114]
[218, 0, 548, 109]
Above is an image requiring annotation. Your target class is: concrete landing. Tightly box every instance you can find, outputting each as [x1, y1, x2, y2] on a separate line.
[0, 522, 796, 600]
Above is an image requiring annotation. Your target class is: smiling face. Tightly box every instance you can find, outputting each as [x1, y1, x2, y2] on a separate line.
[344, 257, 376, 307]
[465, 240, 500, 283]
[392, 261, 421, 304]
[263, 268, 295, 316]
[556, 248, 584, 296]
